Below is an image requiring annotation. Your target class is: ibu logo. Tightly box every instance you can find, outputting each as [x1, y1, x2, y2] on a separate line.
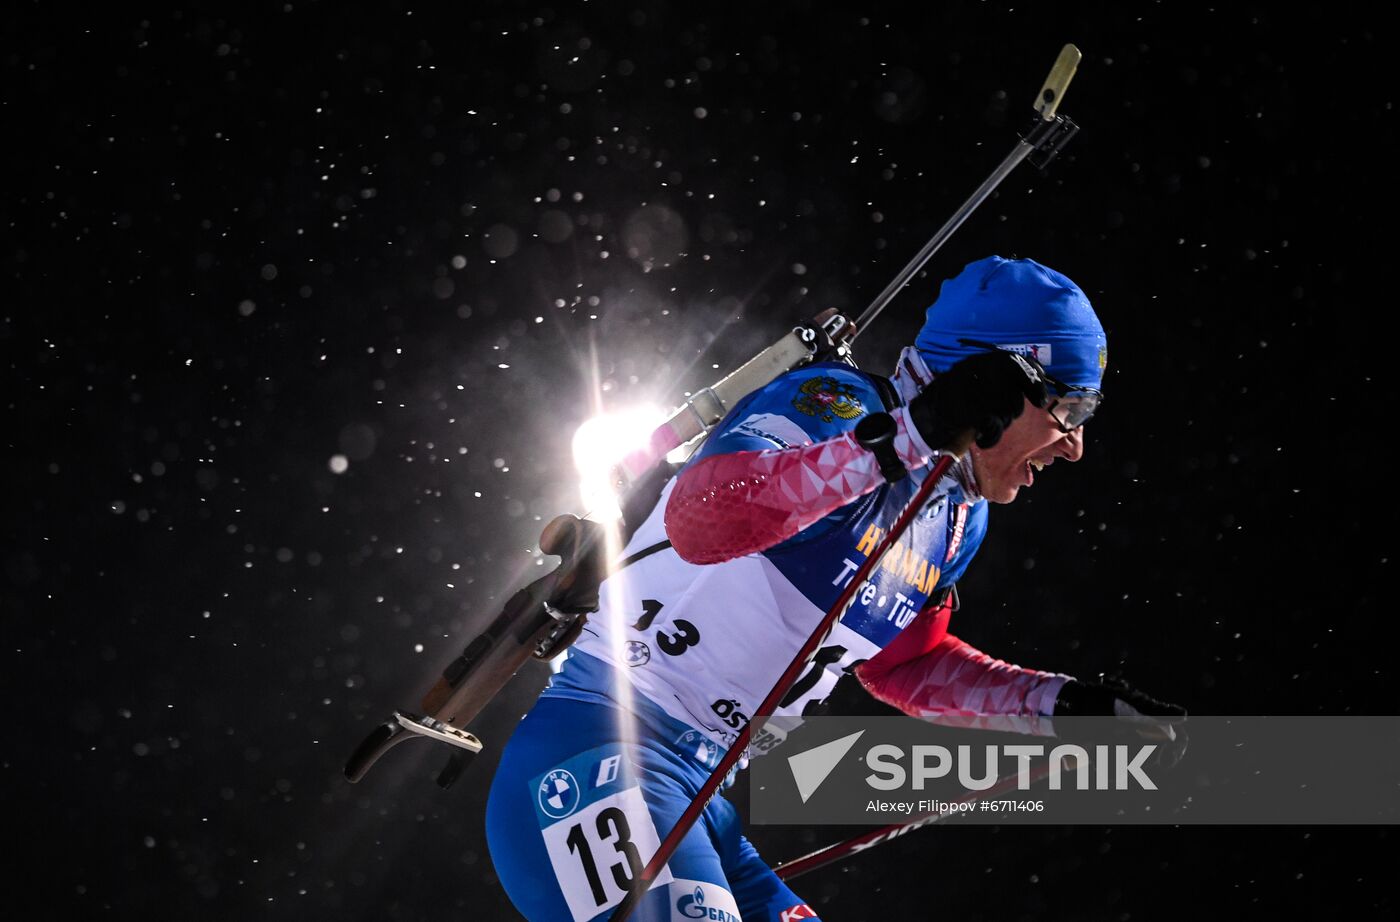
[536, 768, 579, 819]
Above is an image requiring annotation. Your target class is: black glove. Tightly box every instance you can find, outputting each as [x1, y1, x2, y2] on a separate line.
[1055, 675, 1189, 770]
[908, 350, 1049, 451]
[808, 671, 907, 718]
[1054, 676, 1187, 721]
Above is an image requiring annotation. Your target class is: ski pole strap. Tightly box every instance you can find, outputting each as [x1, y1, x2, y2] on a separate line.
[610, 451, 961, 920]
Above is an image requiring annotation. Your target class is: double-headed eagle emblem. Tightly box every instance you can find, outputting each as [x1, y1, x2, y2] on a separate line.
[792, 376, 864, 423]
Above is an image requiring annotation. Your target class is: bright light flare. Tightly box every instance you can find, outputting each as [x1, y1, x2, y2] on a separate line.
[572, 406, 666, 520]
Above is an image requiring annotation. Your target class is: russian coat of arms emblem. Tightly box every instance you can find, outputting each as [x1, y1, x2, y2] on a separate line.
[792, 376, 864, 423]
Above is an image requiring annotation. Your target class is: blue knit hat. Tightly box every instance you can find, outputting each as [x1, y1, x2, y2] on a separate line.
[914, 256, 1107, 390]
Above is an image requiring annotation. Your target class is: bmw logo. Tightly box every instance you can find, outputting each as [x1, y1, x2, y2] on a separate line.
[675, 729, 720, 769]
[624, 640, 650, 667]
[537, 768, 580, 819]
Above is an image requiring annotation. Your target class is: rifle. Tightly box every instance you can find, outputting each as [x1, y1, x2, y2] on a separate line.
[344, 44, 1083, 790]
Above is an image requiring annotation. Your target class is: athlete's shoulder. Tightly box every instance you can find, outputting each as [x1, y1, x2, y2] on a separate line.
[698, 362, 891, 458]
[743, 362, 889, 428]
[770, 361, 888, 412]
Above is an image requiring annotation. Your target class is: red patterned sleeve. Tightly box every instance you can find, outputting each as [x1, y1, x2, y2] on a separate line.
[664, 407, 933, 564]
[856, 599, 1069, 731]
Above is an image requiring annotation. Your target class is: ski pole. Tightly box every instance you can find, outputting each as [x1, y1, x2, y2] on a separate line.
[611, 447, 967, 920]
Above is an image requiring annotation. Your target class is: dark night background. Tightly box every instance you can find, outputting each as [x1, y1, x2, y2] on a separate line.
[4, 1, 1394, 919]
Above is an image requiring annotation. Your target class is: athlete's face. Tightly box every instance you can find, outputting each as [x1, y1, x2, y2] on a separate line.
[969, 396, 1086, 504]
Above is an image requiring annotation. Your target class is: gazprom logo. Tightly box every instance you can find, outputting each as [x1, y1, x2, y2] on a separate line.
[676, 883, 740, 921]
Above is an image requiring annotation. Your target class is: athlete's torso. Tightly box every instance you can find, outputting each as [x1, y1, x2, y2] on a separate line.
[548, 363, 987, 752]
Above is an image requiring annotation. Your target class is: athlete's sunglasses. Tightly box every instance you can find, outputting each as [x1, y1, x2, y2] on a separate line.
[956, 338, 1103, 432]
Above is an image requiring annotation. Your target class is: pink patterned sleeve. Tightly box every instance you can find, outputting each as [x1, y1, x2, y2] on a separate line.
[664, 407, 934, 564]
[857, 631, 1070, 734]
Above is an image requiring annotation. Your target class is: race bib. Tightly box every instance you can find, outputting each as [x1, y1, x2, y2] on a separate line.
[533, 747, 674, 922]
